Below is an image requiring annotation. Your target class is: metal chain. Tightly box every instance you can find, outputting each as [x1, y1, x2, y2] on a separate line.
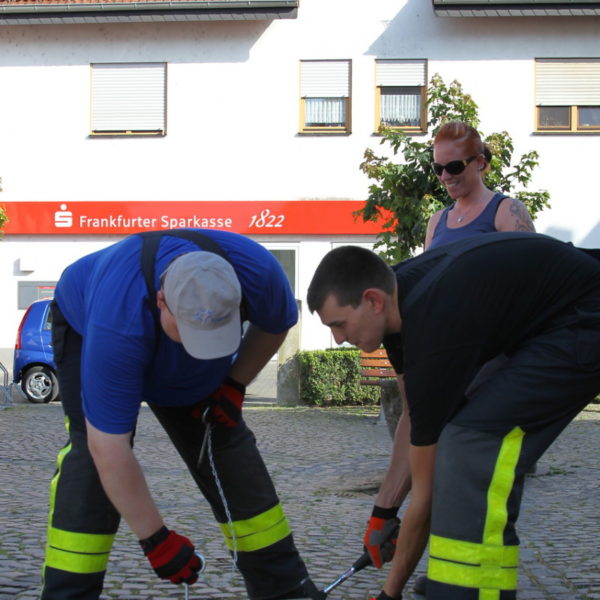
[206, 424, 239, 573]
[187, 419, 240, 598]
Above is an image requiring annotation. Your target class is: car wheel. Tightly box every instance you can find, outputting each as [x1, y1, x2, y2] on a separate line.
[21, 366, 59, 404]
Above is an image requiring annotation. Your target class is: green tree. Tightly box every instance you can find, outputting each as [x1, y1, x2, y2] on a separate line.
[357, 74, 550, 263]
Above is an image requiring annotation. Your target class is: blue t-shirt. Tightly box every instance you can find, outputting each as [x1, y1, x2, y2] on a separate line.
[428, 193, 506, 250]
[54, 230, 298, 434]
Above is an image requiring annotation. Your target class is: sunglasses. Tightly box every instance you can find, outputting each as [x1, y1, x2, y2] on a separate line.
[431, 155, 477, 177]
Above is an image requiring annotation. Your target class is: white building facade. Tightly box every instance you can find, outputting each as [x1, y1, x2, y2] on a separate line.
[1, 0, 599, 365]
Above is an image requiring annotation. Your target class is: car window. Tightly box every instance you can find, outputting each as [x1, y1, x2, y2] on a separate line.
[43, 305, 53, 332]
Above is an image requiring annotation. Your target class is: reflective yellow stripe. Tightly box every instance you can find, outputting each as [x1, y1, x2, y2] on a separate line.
[484, 427, 524, 547]
[45, 419, 72, 570]
[430, 535, 519, 567]
[48, 528, 115, 554]
[48, 441, 71, 515]
[428, 427, 524, 597]
[219, 504, 291, 552]
[45, 544, 111, 574]
[44, 417, 114, 575]
[48, 416, 71, 519]
[429, 556, 518, 590]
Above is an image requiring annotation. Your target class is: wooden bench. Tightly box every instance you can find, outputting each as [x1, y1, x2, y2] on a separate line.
[359, 349, 401, 437]
[359, 348, 397, 385]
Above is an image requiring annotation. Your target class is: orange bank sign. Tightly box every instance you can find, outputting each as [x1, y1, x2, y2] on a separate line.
[2, 201, 388, 235]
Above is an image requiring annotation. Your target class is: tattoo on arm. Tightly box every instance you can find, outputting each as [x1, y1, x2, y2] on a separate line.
[509, 199, 536, 232]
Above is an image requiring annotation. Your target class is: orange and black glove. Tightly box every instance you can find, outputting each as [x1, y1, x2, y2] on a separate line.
[208, 376, 246, 428]
[363, 506, 400, 569]
[140, 526, 203, 585]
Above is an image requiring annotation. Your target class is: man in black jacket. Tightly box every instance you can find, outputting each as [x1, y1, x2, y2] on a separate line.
[307, 232, 600, 600]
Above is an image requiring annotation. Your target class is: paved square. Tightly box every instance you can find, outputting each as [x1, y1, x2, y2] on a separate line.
[1, 399, 598, 599]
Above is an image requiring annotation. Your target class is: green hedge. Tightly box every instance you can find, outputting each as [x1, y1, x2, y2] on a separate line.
[297, 348, 381, 407]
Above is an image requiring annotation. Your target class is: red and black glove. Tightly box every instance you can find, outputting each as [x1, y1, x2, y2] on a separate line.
[368, 591, 401, 600]
[140, 526, 203, 585]
[208, 376, 246, 428]
[363, 506, 400, 569]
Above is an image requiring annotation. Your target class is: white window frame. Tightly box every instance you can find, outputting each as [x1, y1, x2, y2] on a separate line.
[299, 60, 351, 134]
[535, 58, 600, 133]
[375, 59, 427, 133]
[90, 62, 167, 136]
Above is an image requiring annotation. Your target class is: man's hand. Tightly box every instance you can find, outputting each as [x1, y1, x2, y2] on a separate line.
[363, 507, 400, 568]
[208, 376, 246, 427]
[140, 526, 203, 585]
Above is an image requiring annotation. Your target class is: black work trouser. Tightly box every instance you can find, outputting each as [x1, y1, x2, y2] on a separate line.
[40, 302, 308, 600]
[427, 302, 600, 600]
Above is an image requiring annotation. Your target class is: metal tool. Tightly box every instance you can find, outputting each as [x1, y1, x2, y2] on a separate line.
[197, 407, 212, 468]
[322, 551, 372, 596]
[301, 551, 371, 599]
[302, 518, 400, 599]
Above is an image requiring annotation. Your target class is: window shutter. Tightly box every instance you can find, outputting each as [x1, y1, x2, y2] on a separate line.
[376, 59, 426, 87]
[91, 63, 166, 132]
[301, 60, 350, 98]
[536, 59, 600, 106]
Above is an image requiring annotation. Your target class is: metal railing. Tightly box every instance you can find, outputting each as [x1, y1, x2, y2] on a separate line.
[0, 360, 14, 408]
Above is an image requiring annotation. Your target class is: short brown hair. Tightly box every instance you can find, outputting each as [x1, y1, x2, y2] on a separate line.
[307, 246, 396, 313]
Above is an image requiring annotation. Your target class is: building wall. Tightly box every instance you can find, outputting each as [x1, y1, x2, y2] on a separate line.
[1, 0, 600, 363]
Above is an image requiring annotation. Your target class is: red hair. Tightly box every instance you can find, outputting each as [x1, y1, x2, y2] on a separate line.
[434, 122, 492, 164]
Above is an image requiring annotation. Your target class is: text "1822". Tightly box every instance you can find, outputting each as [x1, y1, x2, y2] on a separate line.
[249, 209, 285, 228]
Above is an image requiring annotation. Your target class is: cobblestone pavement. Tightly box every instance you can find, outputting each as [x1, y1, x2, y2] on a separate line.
[1, 398, 598, 600]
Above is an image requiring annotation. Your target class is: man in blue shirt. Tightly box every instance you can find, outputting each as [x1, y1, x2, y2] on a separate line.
[41, 229, 312, 600]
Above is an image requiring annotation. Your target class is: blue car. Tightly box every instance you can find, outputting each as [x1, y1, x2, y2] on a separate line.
[13, 299, 59, 403]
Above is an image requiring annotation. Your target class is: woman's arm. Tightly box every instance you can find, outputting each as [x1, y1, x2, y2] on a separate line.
[424, 210, 444, 251]
[495, 197, 535, 232]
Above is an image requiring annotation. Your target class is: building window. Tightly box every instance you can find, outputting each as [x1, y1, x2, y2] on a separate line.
[268, 249, 296, 296]
[535, 59, 600, 132]
[17, 282, 56, 309]
[375, 59, 427, 132]
[300, 60, 351, 133]
[90, 63, 167, 136]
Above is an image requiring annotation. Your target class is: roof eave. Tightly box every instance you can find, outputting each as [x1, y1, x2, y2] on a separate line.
[432, 1, 600, 16]
[0, 0, 298, 23]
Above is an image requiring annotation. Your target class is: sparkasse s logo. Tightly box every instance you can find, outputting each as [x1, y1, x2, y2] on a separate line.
[54, 204, 73, 228]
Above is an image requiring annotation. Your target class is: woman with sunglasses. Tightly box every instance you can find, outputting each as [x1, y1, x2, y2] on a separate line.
[424, 121, 535, 251]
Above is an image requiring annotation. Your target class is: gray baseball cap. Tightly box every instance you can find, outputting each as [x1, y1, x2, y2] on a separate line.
[162, 251, 242, 359]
